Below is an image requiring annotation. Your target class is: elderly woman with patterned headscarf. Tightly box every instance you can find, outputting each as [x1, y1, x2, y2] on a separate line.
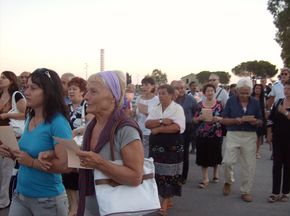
[76, 71, 144, 216]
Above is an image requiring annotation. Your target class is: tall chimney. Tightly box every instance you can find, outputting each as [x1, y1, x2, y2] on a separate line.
[100, 49, 104, 72]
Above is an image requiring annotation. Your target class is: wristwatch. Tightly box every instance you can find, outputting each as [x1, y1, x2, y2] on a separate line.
[159, 118, 163, 125]
[284, 111, 289, 116]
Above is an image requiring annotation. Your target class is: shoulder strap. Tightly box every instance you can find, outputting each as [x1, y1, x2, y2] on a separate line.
[11, 91, 25, 112]
[274, 98, 283, 109]
[81, 101, 86, 126]
[109, 117, 127, 161]
[216, 88, 223, 99]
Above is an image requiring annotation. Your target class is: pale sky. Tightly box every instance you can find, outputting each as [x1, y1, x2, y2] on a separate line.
[0, 0, 284, 84]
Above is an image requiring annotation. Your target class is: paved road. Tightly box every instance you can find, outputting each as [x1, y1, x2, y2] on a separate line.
[1, 143, 289, 216]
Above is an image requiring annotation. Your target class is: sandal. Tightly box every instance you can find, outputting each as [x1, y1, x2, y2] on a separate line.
[198, 181, 209, 189]
[279, 194, 289, 202]
[212, 177, 219, 183]
[267, 194, 280, 203]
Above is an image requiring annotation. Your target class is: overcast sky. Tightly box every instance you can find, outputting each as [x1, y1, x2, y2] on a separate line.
[0, 0, 283, 83]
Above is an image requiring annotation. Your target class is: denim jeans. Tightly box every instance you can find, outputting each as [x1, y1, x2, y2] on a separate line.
[0, 157, 15, 208]
[8, 192, 68, 216]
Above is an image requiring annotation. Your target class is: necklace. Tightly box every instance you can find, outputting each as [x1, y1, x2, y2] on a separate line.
[31, 117, 43, 129]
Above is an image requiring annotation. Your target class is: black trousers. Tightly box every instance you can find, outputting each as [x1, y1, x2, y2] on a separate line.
[272, 139, 290, 194]
[182, 123, 194, 181]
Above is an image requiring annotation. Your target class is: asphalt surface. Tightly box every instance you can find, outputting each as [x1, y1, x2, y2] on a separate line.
[1, 143, 290, 216]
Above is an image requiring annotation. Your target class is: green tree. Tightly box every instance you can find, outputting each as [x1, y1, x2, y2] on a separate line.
[268, 0, 290, 66]
[196, 71, 211, 84]
[149, 69, 168, 85]
[231, 60, 278, 78]
[213, 71, 231, 84]
[196, 71, 231, 85]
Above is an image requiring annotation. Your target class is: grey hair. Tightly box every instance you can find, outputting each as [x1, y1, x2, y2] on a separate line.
[236, 77, 253, 90]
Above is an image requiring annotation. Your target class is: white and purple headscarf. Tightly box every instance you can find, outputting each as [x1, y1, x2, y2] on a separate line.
[98, 71, 122, 105]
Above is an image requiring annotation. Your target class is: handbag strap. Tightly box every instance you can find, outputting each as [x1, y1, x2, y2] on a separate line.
[10, 91, 25, 112]
[95, 173, 154, 187]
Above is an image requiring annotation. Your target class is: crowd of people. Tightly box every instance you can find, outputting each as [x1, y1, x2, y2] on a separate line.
[0, 67, 289, 216]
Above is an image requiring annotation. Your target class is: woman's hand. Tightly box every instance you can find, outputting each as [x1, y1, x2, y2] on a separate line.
[212, 116, 222, 123]
[0, 113, 8, 120]
[0, 143, 13, 158]
[77, 150, 104, 169]
[38, 150, 55, 161]
[36, 158, 52, 171]
[193, 115, 204, 123]
[38, 150, 54, 170]
[162, 118, 173, 126]
[12, 150, 33, 167]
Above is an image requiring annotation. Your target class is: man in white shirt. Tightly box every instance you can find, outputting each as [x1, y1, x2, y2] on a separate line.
[267, 67, 290, 109]
[188, 81, 202, 103]
[208, 74, 229, 108]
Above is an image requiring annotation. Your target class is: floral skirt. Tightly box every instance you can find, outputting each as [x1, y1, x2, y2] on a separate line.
[149, 133, 183, 198]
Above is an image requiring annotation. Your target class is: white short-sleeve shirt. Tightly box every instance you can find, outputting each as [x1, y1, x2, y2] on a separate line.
[146, 101, 186, 134]
[136, 96, 160, 136]
[269, 80, 285, 103]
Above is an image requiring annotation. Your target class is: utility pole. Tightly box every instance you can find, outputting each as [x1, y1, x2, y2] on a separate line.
[84, 63, 88, 79]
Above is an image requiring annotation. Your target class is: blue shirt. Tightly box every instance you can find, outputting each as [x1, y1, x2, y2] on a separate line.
[17, 113, 72, 198]
[176, 94, 197, 124]
[222, 96, 262, 132]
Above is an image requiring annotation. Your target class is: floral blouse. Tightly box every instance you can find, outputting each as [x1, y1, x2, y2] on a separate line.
[68, 100, 86, 130]
[194, 101, 223, 138]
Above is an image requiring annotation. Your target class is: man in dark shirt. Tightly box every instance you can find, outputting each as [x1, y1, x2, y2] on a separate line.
[221, 77, 262, 203]
[173, 80, 197, 184]
[260, 77, 271, 100]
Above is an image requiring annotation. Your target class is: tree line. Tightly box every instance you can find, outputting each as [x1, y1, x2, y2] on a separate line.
[126, 59, 279, 86]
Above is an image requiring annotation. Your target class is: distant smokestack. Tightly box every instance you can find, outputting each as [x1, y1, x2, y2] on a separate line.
[100, 49, 104, 72]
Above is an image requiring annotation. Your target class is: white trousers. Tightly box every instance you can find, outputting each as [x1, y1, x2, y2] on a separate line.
[222, 131, 257, 194]
[0, 157, 15, 207]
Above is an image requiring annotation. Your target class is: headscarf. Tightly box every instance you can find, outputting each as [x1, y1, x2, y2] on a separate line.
[98, 71, 122, 105]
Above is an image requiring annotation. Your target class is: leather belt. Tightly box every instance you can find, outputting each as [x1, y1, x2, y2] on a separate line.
[95, 173, 154, 187]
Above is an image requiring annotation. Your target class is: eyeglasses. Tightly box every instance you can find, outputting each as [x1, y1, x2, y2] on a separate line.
[239, 93, 250, 96]
[208, 79, 217, 82]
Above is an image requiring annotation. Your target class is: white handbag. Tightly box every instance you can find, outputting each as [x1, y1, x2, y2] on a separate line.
[8, 91, 25, 138]
[94, 158, 160, 216]
[93, 122, 160, 216]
